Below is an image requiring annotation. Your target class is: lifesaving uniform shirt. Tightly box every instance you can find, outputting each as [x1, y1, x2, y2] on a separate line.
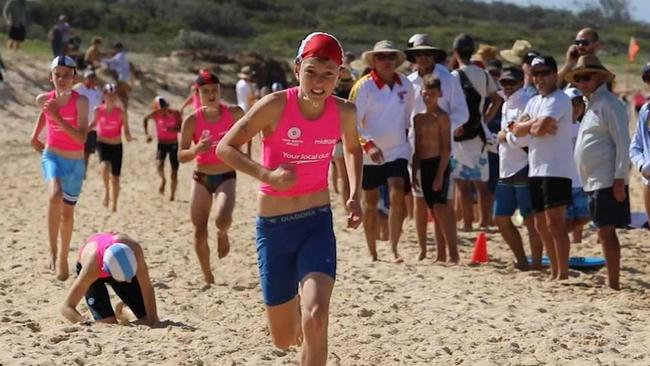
[350, 70, 414, 165]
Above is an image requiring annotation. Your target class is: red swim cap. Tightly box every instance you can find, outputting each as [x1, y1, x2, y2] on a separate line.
[296, 32, 344, 66]
[195, 70, 220, 86]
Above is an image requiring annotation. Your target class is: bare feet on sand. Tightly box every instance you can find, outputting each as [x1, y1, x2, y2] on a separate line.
[47, 254, 56, 271]
[418, 251, 426, 261]
[56, 259, 69, 281]
[392, 253, 404, 264]
[102, 195, 109, 208]
[217, 232, 230, 259]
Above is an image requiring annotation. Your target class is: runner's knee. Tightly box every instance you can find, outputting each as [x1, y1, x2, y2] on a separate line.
[302, 302, 328, 336]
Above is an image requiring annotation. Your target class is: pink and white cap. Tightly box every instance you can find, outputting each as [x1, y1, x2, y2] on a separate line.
[295, 32, 344, 66]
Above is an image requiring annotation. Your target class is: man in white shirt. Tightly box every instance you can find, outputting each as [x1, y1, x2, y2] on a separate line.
[236, 65, 256, 156]
[568, 55, 630, 290]
[512, 56, 574, 281]
[493, 67, 542, 270]
[450, 34, 503, 231]
[405, 33, 468, 262]
[73, 69, 103, 173]
[102, 42, 131, 109]
[350, 40, 414, 263]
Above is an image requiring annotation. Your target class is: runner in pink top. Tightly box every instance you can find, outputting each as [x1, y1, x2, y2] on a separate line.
[178, 70, 244, 286]
[143, 96, 182, 201]
[217, 32, 362, 366]
[193, 104, 234, 165]
[91, 83, 133, 212]
[259, 86, 341, 196]
[30, 55, 89, 282]
[61, 232, 158, 326]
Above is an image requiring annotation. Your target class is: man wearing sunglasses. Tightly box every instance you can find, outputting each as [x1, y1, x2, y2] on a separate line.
[557, 28, 602, 87]
[494, 67, 543, 271]
[568, 55, 630, 290]
[511, 56, 574, 282]
[352, 40, 414, 263]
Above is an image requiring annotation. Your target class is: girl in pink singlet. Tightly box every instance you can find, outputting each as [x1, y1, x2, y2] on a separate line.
[178, 71, 244, 286]
[216, 33, 363, 365]
[91, 83, 133, 212]
[30, 55, 90, 281]
[61, 232, 159, 326]
[143, 96, 182, 201]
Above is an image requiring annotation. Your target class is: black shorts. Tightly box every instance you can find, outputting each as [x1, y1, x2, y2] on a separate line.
[85, 130, 97, 154]
[420, 156, 451, 208]
[76, 263, 146, 321]
[529, 177, 572, 213]
[97, 142, 123, 176]
[8, 24, 26, 42]
[362, 158, 410, 191]
[156, 143, 179, 171]
[193, 171, 236, 194]
[588, 186, 631, 228]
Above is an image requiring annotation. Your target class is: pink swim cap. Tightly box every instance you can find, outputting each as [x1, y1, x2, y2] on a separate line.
[296, 32, 344, 66]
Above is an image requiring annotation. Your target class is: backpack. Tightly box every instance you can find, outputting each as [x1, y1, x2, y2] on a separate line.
[454, 69, 487, 145]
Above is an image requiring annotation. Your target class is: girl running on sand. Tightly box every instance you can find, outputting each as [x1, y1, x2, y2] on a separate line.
[179, 71, 244, 285]
[92, 83, 133, 212]
[143, 96, 182, 201]
[30, 56, 89, 281]
[60, 232, 158, 326]
[217, 32, 362, 366]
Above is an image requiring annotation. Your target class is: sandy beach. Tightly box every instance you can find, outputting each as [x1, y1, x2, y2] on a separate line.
[0, 51, 649, 366]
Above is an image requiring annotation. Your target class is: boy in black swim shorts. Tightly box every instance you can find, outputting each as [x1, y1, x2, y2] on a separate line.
[411, 74, 458, 263]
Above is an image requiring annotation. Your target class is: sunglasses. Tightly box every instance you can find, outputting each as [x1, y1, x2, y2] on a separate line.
[375, 53, 398, 61]
[574, 73, 595, 83]
[574, 39, 592, 47]
[499, 79, 518, 87]
[531, 69, 554, 77]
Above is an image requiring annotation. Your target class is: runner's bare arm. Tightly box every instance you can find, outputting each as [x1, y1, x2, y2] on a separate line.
[142, 110, 155, 137]
[339, 100, 362, 201]
[178, 114, 198, 163]
[30, 111, 46, 152]
[217, 93, 285, 182]
[131, 243, 158, 326]
[122, 109, 133, 141]
[60, 249, 99, 324]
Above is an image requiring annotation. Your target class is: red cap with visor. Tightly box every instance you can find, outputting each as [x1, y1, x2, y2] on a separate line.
[295, 32, 344, 66]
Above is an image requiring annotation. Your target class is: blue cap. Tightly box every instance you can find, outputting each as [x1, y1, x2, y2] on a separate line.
[103, 243, 138, 283]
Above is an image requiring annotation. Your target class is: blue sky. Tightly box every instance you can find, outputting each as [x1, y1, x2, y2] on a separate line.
[480, 0, 650, 23]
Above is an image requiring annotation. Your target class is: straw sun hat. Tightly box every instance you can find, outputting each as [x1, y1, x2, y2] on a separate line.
[361, 40, 406, 67]
[564, 55, 615, 84]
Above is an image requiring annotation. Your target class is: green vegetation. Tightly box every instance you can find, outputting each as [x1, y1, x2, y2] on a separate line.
[2, 0, 649, 67]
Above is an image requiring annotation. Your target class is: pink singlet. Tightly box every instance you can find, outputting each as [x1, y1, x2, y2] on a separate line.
[154, 111, 179, 142]
[95, 105, 124, 139]
[45, 90, 83, 151]
[192, 105, 234, 165]
[79, 232, 118, 278]
[260, 87, 341, 196]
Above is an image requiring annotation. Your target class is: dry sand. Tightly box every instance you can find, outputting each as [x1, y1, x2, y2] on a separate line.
[0, 51, 649, 366]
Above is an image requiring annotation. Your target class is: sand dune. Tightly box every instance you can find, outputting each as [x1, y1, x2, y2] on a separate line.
[0, 51, 648, 365]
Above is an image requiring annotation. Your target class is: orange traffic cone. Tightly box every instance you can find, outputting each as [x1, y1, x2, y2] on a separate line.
[471, 231, 488, 264]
